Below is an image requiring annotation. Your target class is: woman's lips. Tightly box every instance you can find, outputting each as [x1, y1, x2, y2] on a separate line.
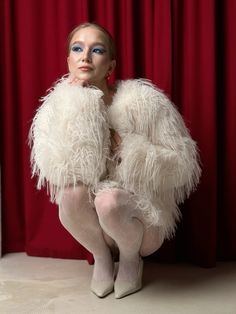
[79, 66, 92, 71]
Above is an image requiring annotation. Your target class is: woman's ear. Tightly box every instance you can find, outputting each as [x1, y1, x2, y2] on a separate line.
[67, 56, 73, 73]
[109, 60, 116, 74]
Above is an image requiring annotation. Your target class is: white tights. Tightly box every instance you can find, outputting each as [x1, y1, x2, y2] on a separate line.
[94, 189, 143, 282]
[58, 184, 163, 289]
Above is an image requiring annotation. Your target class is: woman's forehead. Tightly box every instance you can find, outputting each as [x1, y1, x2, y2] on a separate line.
[71, 27, 108, 45]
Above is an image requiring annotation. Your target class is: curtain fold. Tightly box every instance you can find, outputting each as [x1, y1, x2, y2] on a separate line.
[0, 0, 235, 267]
[172, 0, 217, 267]
[217, 0, 236, 260]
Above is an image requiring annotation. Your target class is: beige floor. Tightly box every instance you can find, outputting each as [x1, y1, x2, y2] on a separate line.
[0, 253, 236, 314]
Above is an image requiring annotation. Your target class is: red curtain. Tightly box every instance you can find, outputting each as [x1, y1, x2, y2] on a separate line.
[1, 0, 235, 267]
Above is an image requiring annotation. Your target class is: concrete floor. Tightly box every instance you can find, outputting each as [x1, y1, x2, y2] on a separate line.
[0, 253, 236, 314]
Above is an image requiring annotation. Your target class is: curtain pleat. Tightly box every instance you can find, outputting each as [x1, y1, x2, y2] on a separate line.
[217, 0, 236, 260]
[172, 0, 217, 267]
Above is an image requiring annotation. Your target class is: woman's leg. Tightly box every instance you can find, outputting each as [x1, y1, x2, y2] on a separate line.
[58, 183, 114, 297]
[94, 188, 164, 298]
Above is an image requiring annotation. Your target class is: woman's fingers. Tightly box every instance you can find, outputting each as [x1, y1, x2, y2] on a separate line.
[68, 74, 89, 87]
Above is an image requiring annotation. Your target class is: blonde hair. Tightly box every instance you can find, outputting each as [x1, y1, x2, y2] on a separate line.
[67, 22, 116, 60]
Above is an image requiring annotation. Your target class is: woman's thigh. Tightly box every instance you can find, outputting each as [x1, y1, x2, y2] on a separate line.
[139, 224, 164, 257]
[95, 188, 163, 257]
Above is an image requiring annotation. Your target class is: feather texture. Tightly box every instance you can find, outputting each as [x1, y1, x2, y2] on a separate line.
[29, 77, 110, 201]
[108, 79, 201, 237]
[29, 77, 201, 239]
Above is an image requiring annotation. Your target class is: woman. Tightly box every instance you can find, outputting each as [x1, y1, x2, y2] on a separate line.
[29, 22, 201, 299]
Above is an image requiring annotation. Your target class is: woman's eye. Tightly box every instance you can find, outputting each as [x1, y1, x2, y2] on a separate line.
[92, 47, 106, 54]
[71, 45, 83, 53]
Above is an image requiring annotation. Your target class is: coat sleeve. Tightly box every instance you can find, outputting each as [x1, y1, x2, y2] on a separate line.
[29, 76, 110, 201]
[109, 79, 201, 203]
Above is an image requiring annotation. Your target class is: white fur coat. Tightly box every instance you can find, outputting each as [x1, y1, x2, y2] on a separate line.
[29, 76, 201, 239]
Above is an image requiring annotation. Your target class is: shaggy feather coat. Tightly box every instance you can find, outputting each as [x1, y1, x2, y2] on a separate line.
[29, 76, 201, 239]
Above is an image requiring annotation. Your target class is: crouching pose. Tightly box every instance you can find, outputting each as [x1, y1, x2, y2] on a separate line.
[29, 23, 201, 299]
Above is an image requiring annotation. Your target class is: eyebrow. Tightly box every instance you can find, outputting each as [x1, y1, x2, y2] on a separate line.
[71, 41, 106, 48]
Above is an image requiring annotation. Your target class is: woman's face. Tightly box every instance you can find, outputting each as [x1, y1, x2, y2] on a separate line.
[67, 26, 116, 86]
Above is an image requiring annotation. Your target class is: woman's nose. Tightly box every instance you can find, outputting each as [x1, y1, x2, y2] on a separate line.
[81, 49, 91, 62]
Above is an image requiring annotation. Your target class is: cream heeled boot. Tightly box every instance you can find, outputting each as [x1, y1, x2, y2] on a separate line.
[90, 278, 114, 298]
[114, 258, 143, 299]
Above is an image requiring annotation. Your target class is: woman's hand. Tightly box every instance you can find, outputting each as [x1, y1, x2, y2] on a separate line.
[68, 73, 89, 87]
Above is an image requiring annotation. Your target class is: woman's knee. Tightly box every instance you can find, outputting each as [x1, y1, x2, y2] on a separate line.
[94, 190, 121, 221]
